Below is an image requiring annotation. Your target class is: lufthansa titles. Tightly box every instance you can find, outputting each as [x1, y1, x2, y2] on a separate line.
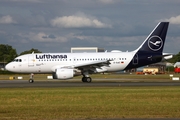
[36, 54, 67, 59]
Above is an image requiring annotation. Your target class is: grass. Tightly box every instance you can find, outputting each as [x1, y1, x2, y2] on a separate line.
[0, 87, 180, 119]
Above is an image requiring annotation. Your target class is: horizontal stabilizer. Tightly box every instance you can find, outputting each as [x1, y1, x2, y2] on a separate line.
[150, 53, 173, 61]
[162, 53, 173, 60]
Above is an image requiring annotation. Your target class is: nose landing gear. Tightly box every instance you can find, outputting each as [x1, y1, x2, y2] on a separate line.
[29, 73, 34, 83]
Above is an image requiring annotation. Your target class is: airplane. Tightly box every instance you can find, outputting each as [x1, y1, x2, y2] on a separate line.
[5, 22, 171, 83]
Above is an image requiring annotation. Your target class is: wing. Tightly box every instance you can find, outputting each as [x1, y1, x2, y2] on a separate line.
[74, 60, 111, 73]
[51, 60, 112, 73]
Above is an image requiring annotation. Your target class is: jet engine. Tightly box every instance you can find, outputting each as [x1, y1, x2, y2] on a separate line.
[52, 68, 74, 79]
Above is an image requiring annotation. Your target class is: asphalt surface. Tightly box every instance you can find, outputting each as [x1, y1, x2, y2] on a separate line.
[0, 79, 180, 88]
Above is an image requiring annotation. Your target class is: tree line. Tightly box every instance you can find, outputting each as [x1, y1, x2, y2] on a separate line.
[0, 44, 180, 63]
[0, 44, 41, 63]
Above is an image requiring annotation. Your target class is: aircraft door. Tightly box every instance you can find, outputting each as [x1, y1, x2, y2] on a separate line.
[28, 55, 34, 67]
[133, 54, 138, 65]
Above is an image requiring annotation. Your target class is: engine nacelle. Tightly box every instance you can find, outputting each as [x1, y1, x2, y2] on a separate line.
[52, 68, 74, 79]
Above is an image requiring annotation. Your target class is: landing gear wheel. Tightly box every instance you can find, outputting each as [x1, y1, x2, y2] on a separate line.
[29, 79, 34, 83]
[86, 77, 92, 83]
[81, 77, 92, 83]
[82, 77, 86, 82]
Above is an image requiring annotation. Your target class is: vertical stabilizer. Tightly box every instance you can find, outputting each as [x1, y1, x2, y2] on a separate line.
[125, 22, 169, 70]
[135, 22, 169, 53]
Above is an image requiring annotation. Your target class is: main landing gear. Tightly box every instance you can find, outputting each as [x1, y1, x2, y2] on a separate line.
[82, 71, 92, 83]
[82, 77, 92, 83]
[29, 73, 34, 83]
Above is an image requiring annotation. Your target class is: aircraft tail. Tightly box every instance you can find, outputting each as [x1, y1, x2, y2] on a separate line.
[135, 22, 169, 53]
[125, 22, 169, 70]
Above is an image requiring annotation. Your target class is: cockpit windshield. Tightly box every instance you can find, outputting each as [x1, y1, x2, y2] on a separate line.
[13, 59, 22, 62]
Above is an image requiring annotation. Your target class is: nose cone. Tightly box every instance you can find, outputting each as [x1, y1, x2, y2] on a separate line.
[5, 63, 16, 72]
[5, 63, 11, 71]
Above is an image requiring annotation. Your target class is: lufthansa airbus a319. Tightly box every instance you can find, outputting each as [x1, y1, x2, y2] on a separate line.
[6, 22, 172, 83]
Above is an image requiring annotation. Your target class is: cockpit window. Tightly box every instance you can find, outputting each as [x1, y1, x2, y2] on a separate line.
[13, 59, 22, 62]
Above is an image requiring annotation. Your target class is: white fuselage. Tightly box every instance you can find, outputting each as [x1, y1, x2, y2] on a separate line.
[6, 52, 136, 73]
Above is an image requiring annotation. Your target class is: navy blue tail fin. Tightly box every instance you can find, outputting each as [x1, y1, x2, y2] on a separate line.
[136, 22, 169, 53]
[125, 22, 169, 70]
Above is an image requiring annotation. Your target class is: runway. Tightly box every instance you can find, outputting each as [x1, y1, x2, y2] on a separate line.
[0, 79, 180, 88]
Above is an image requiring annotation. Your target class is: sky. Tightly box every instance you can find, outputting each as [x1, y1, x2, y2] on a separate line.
[0, 0, 180, 54]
